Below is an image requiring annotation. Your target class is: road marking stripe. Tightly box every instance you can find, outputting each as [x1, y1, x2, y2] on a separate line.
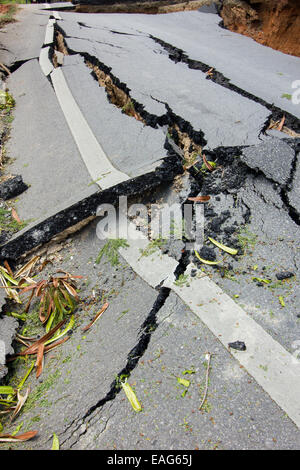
[118, 220, 178, 288]
[44, 18, 55, 46]
[50, 67, 130, 189]
[53, 11, 62, 20]
[39, 46, 53, 77]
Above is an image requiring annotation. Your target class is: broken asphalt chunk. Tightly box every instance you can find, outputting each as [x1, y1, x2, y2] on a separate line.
[228, 341, 246, 351]
[0, 175, 28, 200]
[241, 138, 295, 186]
[276, 271, 295, 280]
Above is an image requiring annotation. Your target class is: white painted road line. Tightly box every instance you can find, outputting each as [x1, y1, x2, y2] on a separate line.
[164, 263, 300, 429]
[39, 46, 54, 77]
[53, 11, 62, 20]
[118, 220, 178, 288]
[44, 18, 55, 46]
[51, 67, 130, 190]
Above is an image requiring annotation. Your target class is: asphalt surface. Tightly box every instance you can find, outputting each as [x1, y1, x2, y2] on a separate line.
[5, 220, 300, 450]
[58, 7, 300, 119]
[0, 3, 300, 450]
[59, 15, 270, 149]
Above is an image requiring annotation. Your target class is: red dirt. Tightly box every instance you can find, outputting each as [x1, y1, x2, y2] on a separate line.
[0, 5, 11, 15]
[220, 0, 300, 57]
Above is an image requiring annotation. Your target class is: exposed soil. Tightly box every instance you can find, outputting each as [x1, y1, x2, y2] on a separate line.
[0, 4, 17, 29]
[220, 0, 300, 57]
[0, 5, 10, 15]
[75, 0, 215, 14]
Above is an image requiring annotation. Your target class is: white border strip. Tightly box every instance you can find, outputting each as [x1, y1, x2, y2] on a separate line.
[51, 67, 130, 189]
[44, 18, 55, 46]
[53, 11, 62, 20]
[39, 46, 54, 77]
[118, 220, 178, 289]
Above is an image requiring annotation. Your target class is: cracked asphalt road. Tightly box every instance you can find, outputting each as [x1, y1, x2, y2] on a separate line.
[0, 3, 300, 450]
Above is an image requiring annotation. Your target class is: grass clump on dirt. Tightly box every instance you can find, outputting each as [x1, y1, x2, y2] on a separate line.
[96, 239, 129, 266]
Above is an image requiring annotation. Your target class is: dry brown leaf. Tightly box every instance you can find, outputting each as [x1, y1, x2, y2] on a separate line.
[38, 259, 52, 272]
[11, 388, 29, 422]
[61, 280, 79, 301]
[16, 333, 39, 342]
[82, 303, 109, 332]
[0, 430, 38, 442]
[36, 344, 45, 378]
[188, 196, 211, 203]
[4, 260, 13, 277]
[17, 320, 66, 356]
[44, 336, 70, 354]
[11, 208, 21, 224]
[15, 256, 40, 279]
[0, 62, 11, 75]
[203, 155, 214, 171]
[277, 115, 285, 131]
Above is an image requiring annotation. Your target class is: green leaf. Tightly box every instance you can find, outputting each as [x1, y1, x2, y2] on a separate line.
[45, 315, 75, 346]
[0, 386, 15, 395]
[208, 237, 238, 255]
[279, 296, 285, 307]
[252, 277, 271, 284]
[52, 433, 60, 450]
[12, 422, 23, 437]
[182, 369, 195, 375]
[0, 267, 19, 285]
[177, 377, 190, 387]
[194, 250, 221, 265]
[121, 380, 142, 412]
[7, 311, 27, 321]
[45, 309, 56, 333]
[17, 361, 34, 391]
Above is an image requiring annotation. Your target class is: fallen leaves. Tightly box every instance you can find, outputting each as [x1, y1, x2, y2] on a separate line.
[188, 196, 210, 203]
[208, 237, 238, 255]
[121, 379, 142, 412]
[202, 155, 215, 172]
[9, 319, 72, 382]
[52, 432, 59, 450]
[82, 303, 109, 332]
[36, 344, 45, 379]
[10, 389, 29, 422]
[20, 271, 80, 331]
[177, 377, 190, 388]
[194, 250, 221, 265]
[0, 430, 37, 442]
[11, 208, 21, 224]
[277, 115, 285, 131]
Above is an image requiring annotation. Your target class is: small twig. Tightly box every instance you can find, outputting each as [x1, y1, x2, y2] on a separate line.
[14, 337, 30, 348]
[199, 352, 212, 411]
[0, 62, 11, 75]
[16, 333, 38, 343]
